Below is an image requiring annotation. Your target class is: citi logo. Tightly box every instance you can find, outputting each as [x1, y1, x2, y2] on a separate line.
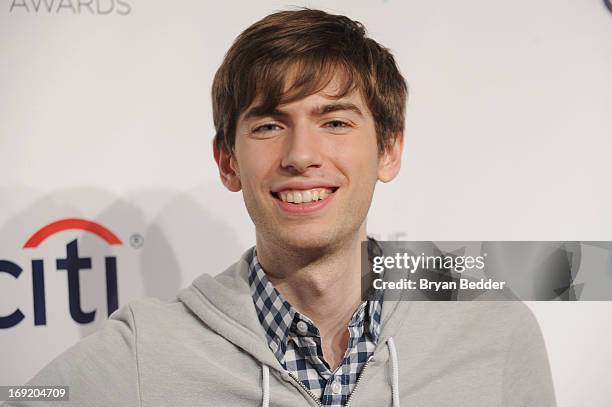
[0, 218, 121, 329]
[9, 0, 131, 15]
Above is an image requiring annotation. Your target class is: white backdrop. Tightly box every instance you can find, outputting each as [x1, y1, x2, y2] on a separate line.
[1, 0, 611, 405]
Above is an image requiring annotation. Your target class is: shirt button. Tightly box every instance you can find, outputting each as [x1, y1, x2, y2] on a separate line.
[331, 379, 342, 395]
[296, 321, 308, 335]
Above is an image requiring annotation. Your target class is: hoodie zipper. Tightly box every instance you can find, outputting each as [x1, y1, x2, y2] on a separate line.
[288, 372, 324, 407]
[344, 356, 374, 407]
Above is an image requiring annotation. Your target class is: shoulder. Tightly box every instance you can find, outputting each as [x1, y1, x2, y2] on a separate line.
[392, 300, 544, 352]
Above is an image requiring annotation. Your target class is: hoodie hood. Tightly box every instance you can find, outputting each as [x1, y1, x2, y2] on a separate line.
[178, 249, 283, 371]
[177, 248, 408, 406]
[178, 248, 410, 367]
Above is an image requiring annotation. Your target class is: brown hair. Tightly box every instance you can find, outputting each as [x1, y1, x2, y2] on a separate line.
[212, 8, 408, 154]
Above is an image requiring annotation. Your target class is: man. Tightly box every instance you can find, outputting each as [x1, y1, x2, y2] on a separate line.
[5, 9, 556, 407]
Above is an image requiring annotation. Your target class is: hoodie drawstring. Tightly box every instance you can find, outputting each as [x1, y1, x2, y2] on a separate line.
[260, 337, 400, 407]
[387, 336, 401, 407]
[262, 364, 270, 407]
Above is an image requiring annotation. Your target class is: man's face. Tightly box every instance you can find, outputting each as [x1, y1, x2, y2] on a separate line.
[215, 77, 403, 251]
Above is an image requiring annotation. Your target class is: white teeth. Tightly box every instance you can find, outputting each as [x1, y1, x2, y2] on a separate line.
[277, 188, 334, 204]
[302, 190, 312, 203]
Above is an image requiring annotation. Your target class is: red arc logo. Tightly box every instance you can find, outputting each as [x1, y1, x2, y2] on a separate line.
[23, 218, 122, 248]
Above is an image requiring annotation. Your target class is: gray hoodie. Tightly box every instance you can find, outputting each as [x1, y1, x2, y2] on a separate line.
[4, 249, 556, 406]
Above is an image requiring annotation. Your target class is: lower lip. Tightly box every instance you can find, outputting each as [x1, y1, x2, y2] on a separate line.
[273, 191, 336, 214]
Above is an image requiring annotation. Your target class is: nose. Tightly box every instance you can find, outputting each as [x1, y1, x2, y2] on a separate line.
[280, 123, 323, 173]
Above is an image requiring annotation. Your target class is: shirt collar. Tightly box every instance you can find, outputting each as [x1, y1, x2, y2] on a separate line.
[247, 247, 383, 361]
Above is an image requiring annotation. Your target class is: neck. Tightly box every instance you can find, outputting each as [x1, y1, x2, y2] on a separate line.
[255, 223, 368, 368]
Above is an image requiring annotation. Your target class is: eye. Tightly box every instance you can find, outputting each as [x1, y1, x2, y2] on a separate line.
[323, 120, 352, 133]
[325, 120, 350, 129]
[252, 123, 283, 133]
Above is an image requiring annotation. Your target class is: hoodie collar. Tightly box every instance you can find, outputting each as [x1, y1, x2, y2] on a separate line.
[177, 247, 412, 374]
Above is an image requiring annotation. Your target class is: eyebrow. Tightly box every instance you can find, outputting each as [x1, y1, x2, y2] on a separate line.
[242, 101, 364, 122]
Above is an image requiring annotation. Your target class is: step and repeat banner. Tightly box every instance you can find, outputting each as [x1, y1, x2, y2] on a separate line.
[1, 1, 611, 405]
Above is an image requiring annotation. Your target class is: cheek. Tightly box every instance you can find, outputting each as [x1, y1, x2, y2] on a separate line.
[238, 159, 262, 189]
[236, 148, 277, 194]
[331, 140, 380, 180]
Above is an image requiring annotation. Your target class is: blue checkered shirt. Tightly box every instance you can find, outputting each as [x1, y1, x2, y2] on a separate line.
[247, 248, 382, 406]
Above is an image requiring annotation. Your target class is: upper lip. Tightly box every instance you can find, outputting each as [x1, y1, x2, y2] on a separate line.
[271, 181, 339, 193]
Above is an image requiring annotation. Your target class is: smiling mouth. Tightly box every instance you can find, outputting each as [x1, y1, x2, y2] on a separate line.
[271, 187, 338, 204]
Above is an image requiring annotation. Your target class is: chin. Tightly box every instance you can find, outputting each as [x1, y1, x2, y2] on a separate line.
[273, 223, 358, 252]
[283, 235, 333, 250]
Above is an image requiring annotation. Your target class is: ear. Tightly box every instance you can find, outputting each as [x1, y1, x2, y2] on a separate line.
[377, 132, 404, 183]
[213, 141, 242, 192]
